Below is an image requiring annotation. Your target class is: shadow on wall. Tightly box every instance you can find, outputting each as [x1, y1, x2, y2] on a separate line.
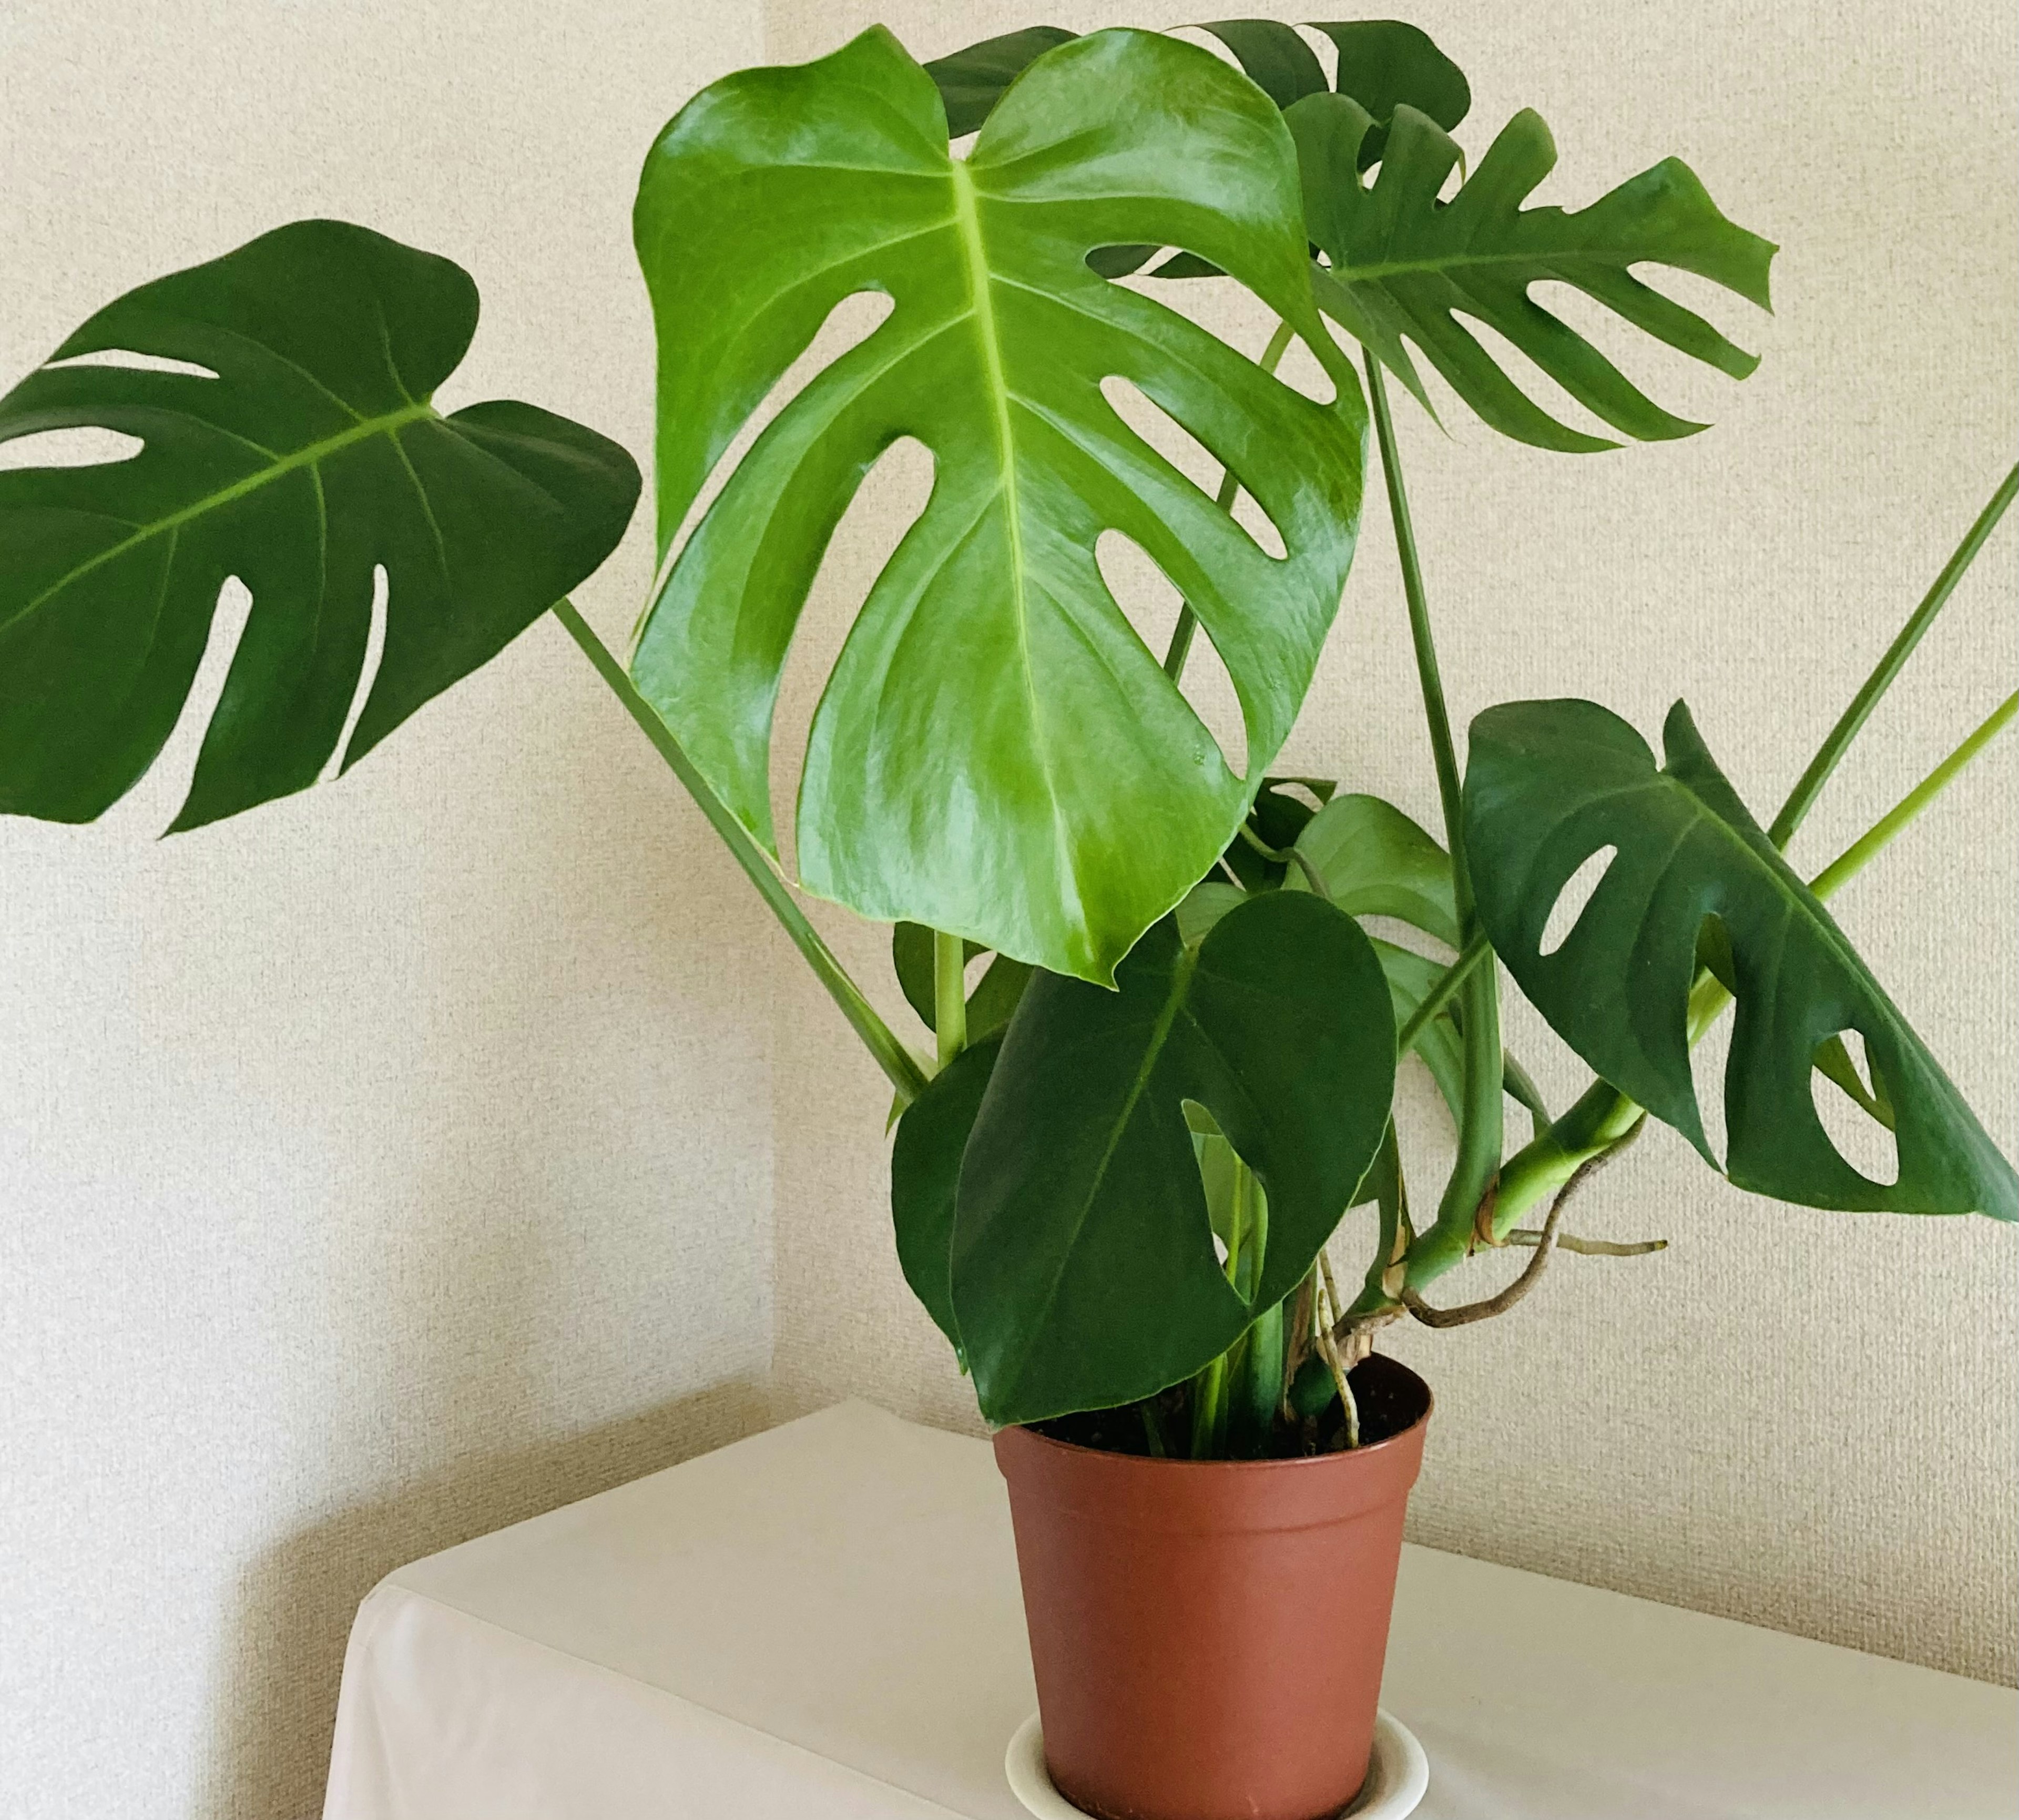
[197, 1375, 772, 1820]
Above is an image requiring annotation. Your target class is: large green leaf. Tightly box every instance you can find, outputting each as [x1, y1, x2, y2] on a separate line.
[0, 220, 640, 827]
[925, 20, 1470, 280]
[1290, 95, 1775, 451]
[939, 890, 1395, 1425]
[630, 26, 1364, 987]
[1464, 698, 2017, 1217]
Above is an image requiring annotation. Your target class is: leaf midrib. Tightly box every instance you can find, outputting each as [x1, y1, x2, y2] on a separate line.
[5, 398, 437, 634]
[947, 160, 1076, 911]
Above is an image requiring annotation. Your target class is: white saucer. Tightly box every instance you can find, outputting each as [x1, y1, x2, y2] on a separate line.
[1004, 1709, 1429, 1820]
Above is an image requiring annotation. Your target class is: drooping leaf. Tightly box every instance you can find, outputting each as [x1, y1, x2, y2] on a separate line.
[0, 220, 640, 828]
[1464, 698, 2017, 1217]
[892, 921, 1033, 1043]
[1290, 96, 1776, 451]
[631, 27, 1365, 987]
[943, 890, 1395, 1425]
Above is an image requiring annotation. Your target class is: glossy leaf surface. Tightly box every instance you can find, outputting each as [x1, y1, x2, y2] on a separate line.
[945, 890, 1395, 1424]
[631, 27, 1364, 985]
[0, 221, 640, 827]
[1464, 698, 2017, 1217]
[1291, 97, 1776, 450]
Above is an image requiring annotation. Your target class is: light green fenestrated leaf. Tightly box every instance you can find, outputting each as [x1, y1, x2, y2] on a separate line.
[631, 27, 1365, 987]
[892, 921, 1032, 1044]
[0, 221, 640, 828]
[931, 891, 1394, 1425]
[1464, 698, 2017, 1217]
[1290, 95, 1776, 451]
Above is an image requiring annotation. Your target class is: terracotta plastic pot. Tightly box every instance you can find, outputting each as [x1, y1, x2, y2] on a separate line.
[993, 1355, 1432, 1820]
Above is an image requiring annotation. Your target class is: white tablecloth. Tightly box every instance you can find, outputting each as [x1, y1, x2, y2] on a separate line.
[322, 1400, 2016, 1819]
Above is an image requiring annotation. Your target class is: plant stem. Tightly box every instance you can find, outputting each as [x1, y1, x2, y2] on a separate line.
[1769, 463, 2017, 848]
[933, 929, 967, 1070]
[555, 598, 927, 1107]
[1163, 318, 1297, 682]
[1395, 929, 1492, 1058]
[1365, 352, 1504, 1286]
[1807, 691, 2015, 901]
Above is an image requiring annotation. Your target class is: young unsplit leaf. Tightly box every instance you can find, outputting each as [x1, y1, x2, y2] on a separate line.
[0, 221, 641, 828]
[630, 27, 1365, 987]
[1290, 97, 1776, 451]
[1464, 699, 2017, 1217]
[922, 890, 1394, 1426]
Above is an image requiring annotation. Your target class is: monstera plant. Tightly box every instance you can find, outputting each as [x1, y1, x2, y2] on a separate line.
[3, 19, 2012, 1461]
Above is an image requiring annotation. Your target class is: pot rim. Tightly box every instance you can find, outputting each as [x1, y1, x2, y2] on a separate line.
[996, 1355, 1433, 1474]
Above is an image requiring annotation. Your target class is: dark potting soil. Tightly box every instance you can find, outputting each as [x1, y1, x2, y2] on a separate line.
[1033, 1353, 1428, 1460]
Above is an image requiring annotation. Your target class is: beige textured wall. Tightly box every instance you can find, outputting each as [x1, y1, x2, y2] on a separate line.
[2, 7, 2013, 1815]
[0, 5, 776, 1817]
[762, 0, 2019, 1684]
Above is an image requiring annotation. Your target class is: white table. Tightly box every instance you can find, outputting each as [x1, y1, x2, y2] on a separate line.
[322, 1400, 2016, 1819]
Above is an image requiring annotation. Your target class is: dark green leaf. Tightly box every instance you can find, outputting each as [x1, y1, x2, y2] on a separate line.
[1291, 96, 1775, 450]
[1308, 21, 1470, 162]
[949, 891, 1395, 1424]
[1464, 698, 2017, 1217]
[0, 220, 640, 828]
[892, 920, 1033, 1043]
[1197, 21, 1328, 110]
[631, 27, 1365, 986]
[1222, 775, 1330, 889]
[924, 24, 1078, 136]
[890, 1035, 1001, 1354]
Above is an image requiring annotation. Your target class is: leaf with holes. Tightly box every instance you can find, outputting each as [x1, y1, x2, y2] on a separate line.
[1463, 698, 2017, 1217]
[0, 220, 641, 828]
[631, 27, 1364, 987]
[1289, 95, 1776, 450]
[943, 890, 1395, 1425]
[924, 20, 1469, 280]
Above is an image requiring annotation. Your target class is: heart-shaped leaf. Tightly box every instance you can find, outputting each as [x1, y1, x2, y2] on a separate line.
[0, 220, 640, 828]
[631, 26, 1364, 986]
[939, 889, 1395, 1425]
[1290, 96, 1775, 451]
[1464, 698, 2017, 1217]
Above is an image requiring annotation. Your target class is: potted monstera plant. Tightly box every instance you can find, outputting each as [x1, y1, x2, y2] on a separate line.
[2, 19, 2011, 1820]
